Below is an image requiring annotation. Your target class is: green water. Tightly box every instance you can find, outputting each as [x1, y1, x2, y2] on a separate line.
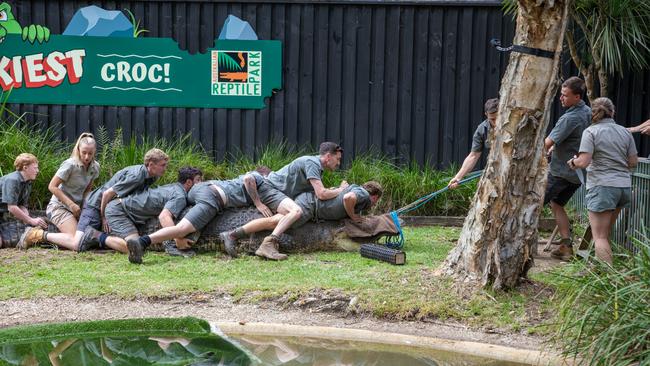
[0, 318, 530, 366]
[0, 335, 252, 365]
[230, 334, 528, 366]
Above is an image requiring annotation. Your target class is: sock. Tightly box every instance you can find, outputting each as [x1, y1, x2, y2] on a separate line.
[43, 232, 48, 242]
[99, 233, 108, 249]
[139, 235, 152, 248]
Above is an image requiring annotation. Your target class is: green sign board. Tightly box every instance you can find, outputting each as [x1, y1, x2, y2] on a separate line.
[0, 34, 282, 109]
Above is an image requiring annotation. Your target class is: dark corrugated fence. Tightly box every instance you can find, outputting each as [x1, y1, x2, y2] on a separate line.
[8, 0, 650, 166]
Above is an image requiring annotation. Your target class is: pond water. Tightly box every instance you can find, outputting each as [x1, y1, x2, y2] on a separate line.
[0, 318, 530, 366]
[230, 334, 528, 366]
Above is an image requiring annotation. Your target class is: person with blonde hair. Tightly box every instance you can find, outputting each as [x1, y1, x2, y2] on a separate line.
[21, 147, 170, 252]
[0, 153, 47, 247]
[18, 133, 100, 250]
[569, 97, 638, 265]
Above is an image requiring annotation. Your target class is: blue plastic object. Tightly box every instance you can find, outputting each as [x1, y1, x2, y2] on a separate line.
[218, 15, 258, 40]
[384, 211, 405, 249]
[63, 5, 133, 37]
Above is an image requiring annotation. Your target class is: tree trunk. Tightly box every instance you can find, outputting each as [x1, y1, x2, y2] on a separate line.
[440, 0, 570, 290]
[565, 30, 597, 102]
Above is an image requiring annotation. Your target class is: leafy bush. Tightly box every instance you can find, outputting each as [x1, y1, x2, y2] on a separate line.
[550, 229, 650, 365]
[0, 121, 67, 209]
[94, 126, 225, 184]
[0, 102, 477, 215]
[0, 92, 68, 208]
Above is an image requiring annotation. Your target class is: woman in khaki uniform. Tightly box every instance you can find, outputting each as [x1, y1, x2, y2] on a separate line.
[19, 133, 99, 251]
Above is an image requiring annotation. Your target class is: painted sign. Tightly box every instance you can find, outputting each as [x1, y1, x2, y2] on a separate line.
[0, 35, 281, 109]
[0, 3, 281, 109]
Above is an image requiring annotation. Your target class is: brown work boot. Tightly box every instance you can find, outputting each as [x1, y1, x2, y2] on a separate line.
[255, 235, 288, 261]
[17, 227, 45, 250]
[550, 238, 574, 261]
[219, 231, 239, 258]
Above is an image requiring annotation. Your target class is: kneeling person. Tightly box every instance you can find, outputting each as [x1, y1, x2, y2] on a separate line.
[127, 170, 271, 263]
[77, 148, 170, 252]
[105, 167, 201, 263]
[222, 181, 383, 252]
[2, 154, 48, 248]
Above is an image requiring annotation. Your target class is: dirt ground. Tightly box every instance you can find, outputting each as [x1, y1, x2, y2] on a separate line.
[0, 244, 564, 352]
[0, 295, 549, 351]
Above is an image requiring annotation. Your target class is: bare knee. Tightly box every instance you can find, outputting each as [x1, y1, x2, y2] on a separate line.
[282, 205, 301, 219]
[176, 220, 196, 236]
[550, 201, 566, 213]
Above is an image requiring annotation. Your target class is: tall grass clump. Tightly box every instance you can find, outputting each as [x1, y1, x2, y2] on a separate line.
[0, 99, 478, 216]
[94, 126, 224, 184]
[329, 152, 477, 216]
[0, 94, 68, 208]
[224, 142, 306, 178]
[550, 229, 650, 365]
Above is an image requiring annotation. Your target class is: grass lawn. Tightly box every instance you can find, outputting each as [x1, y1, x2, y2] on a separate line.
[0, 226, 557, 333]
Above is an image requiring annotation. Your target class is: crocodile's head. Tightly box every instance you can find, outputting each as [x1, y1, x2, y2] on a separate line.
[0, 2, 22, 42]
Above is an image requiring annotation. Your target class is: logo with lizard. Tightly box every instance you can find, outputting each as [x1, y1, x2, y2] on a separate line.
[211, 50, 262, 97]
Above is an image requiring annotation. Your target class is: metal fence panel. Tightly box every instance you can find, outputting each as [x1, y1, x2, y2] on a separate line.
[569, 158, 650, 252]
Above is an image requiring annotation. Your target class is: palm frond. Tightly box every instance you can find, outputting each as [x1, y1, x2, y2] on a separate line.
[218, 53, 243, 71]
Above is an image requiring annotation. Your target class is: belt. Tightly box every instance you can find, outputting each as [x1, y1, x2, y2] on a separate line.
[208, 184, 226, 207]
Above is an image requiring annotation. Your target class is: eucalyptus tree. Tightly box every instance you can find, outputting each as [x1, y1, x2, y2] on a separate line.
[505, 0, 650, 100]
[441, 0, 570, 289]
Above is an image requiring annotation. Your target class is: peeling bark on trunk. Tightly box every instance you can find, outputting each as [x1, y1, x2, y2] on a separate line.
[441, 0, 570, 289]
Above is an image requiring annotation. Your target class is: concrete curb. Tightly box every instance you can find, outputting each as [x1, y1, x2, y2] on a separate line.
[216, 322, 572, 365]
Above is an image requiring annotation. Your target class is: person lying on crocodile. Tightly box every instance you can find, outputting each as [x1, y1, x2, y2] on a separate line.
[219, 181, 383, 254]
[234, 141, 350, 261]
[126, 167, 276, 264]
[103, 167, 202, 259]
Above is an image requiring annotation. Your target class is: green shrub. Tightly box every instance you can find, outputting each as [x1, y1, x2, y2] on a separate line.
[94, 126, 225, 184]
[224, 141, 307, 178]
[550, 229, 650, 365]
[0, 121, 68, 209]
[0, 100, 478, 215]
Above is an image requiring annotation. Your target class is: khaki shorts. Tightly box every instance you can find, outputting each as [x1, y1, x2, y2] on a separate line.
[46, 200, 76, 228]
[257, 182, 289, 212]
[185, 184, 224, 231]
[586, 186, 631, 212]
[105, 200, 139, 239]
